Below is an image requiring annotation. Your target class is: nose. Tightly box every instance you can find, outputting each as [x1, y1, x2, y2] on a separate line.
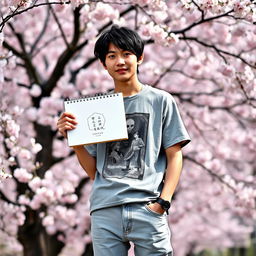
[116, 56, 125, 65]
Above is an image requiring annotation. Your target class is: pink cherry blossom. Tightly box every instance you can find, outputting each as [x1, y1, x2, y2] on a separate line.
[28, 176, 42, 191]
[42, 215, 55, 226]
[0, 1, 256, 255]
[6, 119, 20, 138]
[70, 0, 89, 9]
[18, 148, 31, 160]
[18, 195, 30, 205]
[13, 168, 33, 183]
[61, 194, 78, 204]
[89, 2, 119, 23]
[29, 84, 42, 97]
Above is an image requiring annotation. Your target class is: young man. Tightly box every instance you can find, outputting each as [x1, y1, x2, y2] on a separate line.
[57, 25, 190, 256]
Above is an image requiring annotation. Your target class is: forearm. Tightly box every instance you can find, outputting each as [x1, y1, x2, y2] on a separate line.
[72, 145, 97, 180]
[160, 146, 183, 201]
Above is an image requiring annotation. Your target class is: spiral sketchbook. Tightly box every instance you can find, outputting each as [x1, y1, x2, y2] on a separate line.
[64, 93, 128, 146]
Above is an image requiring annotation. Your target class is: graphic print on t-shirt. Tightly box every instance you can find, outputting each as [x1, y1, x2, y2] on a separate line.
[103, 113, 149, 180]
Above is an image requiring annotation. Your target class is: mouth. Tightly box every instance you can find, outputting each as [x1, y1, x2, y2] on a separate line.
[116, 68, 128, 74]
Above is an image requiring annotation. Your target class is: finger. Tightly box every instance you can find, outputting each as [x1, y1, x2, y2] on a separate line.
[58, 118, 77, 126]
[58, 115, 77, 125]
[59, 124, 76, 132]
[57, 123, 76, 138]
[61, 112, 76, 120]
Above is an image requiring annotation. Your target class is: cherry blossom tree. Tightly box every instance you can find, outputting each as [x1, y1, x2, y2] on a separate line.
[0, 1, 256, 256]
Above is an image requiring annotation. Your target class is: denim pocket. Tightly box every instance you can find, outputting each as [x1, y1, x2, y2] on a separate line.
[144, 203, 166, 217]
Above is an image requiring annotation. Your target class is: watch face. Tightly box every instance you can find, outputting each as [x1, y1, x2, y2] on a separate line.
[163, 201, 170, 210]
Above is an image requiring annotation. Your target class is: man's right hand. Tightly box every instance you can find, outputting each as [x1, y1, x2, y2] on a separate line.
[57, 112, 77, 138]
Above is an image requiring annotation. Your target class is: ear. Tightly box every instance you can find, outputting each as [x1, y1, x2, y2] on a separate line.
[137, 54, 144, 65]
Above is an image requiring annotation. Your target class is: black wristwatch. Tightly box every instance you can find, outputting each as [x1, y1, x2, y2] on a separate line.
[155, 197, 171, 213]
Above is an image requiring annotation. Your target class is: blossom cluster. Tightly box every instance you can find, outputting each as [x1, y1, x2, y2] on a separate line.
[0, 106, 42, 175]
[8, 0, 32, 8]
[179, 0, 256, 22]
[0, 201, 26, 235]
[140, 22, 179, 46]
[132, 0, 168, 11]
[89, 2, 119, 23]
[69, 0, 89, 8]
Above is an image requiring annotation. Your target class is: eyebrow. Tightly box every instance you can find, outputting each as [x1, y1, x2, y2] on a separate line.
[107, 49, 131, 54]
[107, 50, 116, 54]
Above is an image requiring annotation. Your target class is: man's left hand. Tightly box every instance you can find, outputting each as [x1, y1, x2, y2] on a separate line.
[147, 202, 165, 215]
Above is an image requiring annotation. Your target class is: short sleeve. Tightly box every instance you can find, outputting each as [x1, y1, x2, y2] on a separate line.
[162, 95, 191, 149]
[84, 144, 97, 157]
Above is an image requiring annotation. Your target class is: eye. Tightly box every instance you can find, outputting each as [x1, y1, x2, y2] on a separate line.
[108, 54, 115, 59]
[124, 52, 132, 57]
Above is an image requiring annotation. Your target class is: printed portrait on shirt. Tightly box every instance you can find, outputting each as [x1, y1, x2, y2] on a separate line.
[103, 113, 149, 180]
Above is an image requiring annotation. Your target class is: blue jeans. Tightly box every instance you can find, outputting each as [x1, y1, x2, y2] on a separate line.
[91, 202, 173, 256]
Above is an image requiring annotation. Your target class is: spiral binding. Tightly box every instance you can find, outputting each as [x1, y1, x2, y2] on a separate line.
[64, 92, 119, 104]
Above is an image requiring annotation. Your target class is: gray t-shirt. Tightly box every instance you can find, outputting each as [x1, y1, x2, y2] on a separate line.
[85, 85, 191, 213]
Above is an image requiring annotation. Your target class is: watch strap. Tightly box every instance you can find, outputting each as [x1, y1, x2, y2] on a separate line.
[155, 197, 170, 214]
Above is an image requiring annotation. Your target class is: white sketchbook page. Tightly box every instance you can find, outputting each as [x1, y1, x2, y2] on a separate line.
[64, 93, 128, 146]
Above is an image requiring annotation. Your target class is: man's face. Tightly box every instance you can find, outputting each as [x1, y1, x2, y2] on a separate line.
[103, 43, 142, 83]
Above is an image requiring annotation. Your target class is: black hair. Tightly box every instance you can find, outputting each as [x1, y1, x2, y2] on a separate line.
[94, 25, 144, 66]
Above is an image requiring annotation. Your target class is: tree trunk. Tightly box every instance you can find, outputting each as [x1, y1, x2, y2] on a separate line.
[18, 209, 64, 256]
[82, 243, 94, 256]
[34, 123, 56, 176]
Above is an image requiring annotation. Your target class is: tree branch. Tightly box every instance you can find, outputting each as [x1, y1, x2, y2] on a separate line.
[152, 57, 180, 87]
[3, 41, 23, 58]
[0, 190, 20, 205]
[90, 0, 132, 4]
[236, 76, 256, 108]
[184, 155, 236, 192]
[70, 5, 82, 47]
[191, 0, 204, 19]
[172, 9, 234, 34]
[179, 96, 253, 111]
[30, 5, 51, 55]
[49, 4, 69, 48]
[42, 6, 82, 97]
[185, 110, 217, 148]
[32, 35, 61, 58]
[0, 1, 70, 32]
[5, 23, 42, 85]
[181, 36, 256, 68]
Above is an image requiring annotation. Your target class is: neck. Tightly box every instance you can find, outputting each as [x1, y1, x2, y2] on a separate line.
[114, 78, 143, 97]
